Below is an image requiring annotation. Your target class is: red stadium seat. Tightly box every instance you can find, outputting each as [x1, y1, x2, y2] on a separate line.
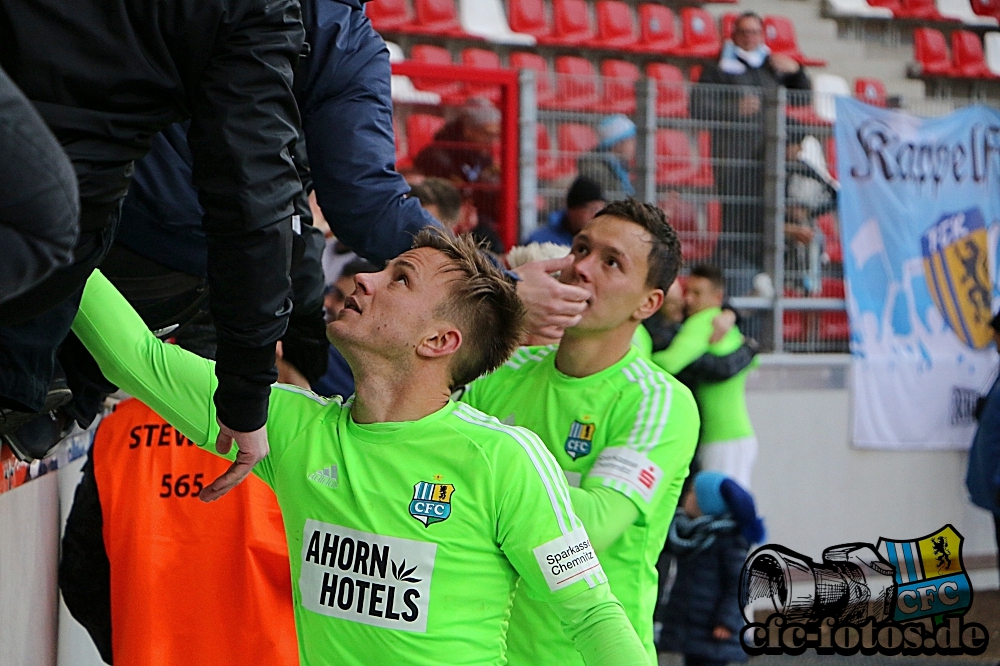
[409, 45, 465, 101]
[556, 123, 599, 173]
[783, 300, 805, 341]
[763, 15, 827, 67]
[951, 30, 995, 77]
[461, 48, 504, 102]
[854, 78, 887, 106]
[511, 52, 556, 106]
[720, 12, 738, 41]
[819, 279, 849, 341]
[592, 1, 638, 49]
[656, 130, 700, 186]
[817, 213, 842, 264]
[536, 124, 576, 181]
[367, 0, 416, 32]
[554, 56, 600, 110]
[662, 195, 721, 261]
[635, 4, 680, 54]
[413, 0, 467, 35]
[599, 60, 639, 113]
[972, 0, 1000, 19]
[678, 8, 721, 58]
[508, 0, 553, 41]
[825, 137, 838, 180]
[646, 63, 689, 117]
[866, 0, 903, 13]
[897, 0, 950, 20]
[551, 0, 595, 45]
[913, 28, 955, 76]
[406, 114, 447, 161]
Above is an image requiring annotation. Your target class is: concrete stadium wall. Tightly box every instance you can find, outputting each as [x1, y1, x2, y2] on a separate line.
[0, 358, 996, 664]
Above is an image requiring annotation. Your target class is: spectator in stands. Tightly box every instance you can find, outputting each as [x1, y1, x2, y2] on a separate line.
[578, 115, 637, 200]
[414, 98, 504, 252]
[409, 177, 484, 241]
[784, 133, 838, 295]
[966, 310, 1000, 586]
[691, 11, 811, 296]
[313, 258, 378, 399]
[652, 265, 758, 488]
[656, 471, 764, 666]
[528, 177, 605, 247]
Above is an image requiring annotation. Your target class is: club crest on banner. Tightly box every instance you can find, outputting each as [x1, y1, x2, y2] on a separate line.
[409, 481, 455, 527]
[564, 421, 595, 460]
[921, 208, 993, 350]
[876, 524, 972, 623]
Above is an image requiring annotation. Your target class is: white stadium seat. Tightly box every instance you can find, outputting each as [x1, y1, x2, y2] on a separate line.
[460, 0, 537, 45]
[985, 32, 1000, 75]
[813, 73, 851, 123]
[825, 0, 893, 19]
[936, 0, 999, 25]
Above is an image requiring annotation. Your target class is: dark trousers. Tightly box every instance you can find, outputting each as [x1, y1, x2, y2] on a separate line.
[684, 656, 728, 666]
[0, 205, 120, 414]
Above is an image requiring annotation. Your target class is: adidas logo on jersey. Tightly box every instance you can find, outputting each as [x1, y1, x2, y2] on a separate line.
[308, 464, 339, 489]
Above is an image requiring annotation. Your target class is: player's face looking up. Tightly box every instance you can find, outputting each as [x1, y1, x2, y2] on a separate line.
[327, 246, 464, 373]
[560, 215, 664, 333]
[684, 276, 724, 316]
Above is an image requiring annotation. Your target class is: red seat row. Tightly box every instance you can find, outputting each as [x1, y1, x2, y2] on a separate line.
[720, 13, 827, 66]
[784, 279, 849, 342]
[368, 0, 476, 37]
[913, 27, 997, 77]
[866, 0, 957, 21]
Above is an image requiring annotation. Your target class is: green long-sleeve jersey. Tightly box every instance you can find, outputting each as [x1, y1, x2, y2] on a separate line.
[71, 271, 649, 666]
[462, 344, 700, 665]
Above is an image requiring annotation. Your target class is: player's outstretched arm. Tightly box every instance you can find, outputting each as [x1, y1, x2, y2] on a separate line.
[651, 311, 713, 375]
[551, 585, 650, 666]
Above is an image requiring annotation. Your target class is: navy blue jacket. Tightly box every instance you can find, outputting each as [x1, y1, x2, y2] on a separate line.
[967, 374, 1000, 514]
[658, 528, 749, 663]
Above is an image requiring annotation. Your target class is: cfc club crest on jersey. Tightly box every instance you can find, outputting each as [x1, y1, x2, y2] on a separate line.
[409, 481, 455, 527]
[564, 421, 595, 460]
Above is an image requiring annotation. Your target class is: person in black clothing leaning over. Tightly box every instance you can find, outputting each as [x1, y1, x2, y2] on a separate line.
[691, 11, 811, 297]
[0, 0, 306, 498]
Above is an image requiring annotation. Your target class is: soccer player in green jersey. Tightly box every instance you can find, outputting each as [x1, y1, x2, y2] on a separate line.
[461, 200, 701, 666]
[70, 230, 648, 666]
[652, 264, 758, 488]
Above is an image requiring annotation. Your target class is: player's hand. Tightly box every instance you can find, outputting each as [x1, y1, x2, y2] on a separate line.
[712, 626, 732, 641]
[199, 421, 269, 502]
[710, 309, 737, 344]
[514, 255, 590, 341]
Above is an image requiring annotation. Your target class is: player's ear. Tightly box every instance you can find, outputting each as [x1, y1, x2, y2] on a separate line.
[416, 325, 463, 360]
[634, 288, 664, 321]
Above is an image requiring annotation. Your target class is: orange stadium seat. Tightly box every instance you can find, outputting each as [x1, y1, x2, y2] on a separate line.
[554, 55, 600, 110]
[855, 77, 887, 106]
[551, 0, 595, 45]
[913, 28, 955, 75]
[763, 15, 827, 67]
[646, 63, 689, 117]
[599, 60, 639, 113]
[461, 48, 504, 102]
[406, 114, 447, 161]
[593, 1, 638, 48]
[413, 0, 467, 35]
[951, 30, 995, 77]
[367, 0, 416, 32]
[511, 52, 557, 106]
[678, 8, 721, 58]
[720, 12, 738, 40]
[636, 4, 680, 54]
[507, 0, 553, 40]
[409, 45, 466, 100]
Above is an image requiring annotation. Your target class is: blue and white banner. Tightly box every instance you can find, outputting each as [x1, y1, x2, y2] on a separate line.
[835, 97, 1000, 449]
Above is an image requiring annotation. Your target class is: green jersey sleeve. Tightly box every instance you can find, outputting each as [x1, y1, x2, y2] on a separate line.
[550, 583, 650, 666]
[650, 307, 719, 375]
[72, 270, 331, 487]
[580, 367, 699, 523]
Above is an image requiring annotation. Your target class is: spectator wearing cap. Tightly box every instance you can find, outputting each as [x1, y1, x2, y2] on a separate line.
[966, 311, 1000, 586]
[577, 115, 637, 200]
[528, 177, 605, 247]
[657, 471, 765, 666]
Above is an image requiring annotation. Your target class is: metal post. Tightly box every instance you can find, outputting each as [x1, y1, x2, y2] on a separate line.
[518, 68, 538, 243]
[763, 86, 787, 353]
[634, 78, 657, 204]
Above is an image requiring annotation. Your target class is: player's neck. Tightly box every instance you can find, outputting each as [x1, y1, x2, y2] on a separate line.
[555, 323, 635, 378]
[350, 363, 452, 424]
